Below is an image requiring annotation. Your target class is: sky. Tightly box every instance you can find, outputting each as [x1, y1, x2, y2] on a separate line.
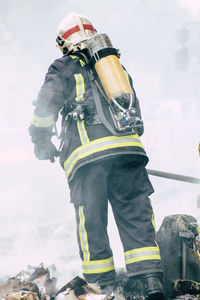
[0, 0, 200, 285]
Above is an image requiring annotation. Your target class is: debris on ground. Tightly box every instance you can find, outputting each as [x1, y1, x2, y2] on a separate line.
[1, 215, 200, 300]
[0, 264, 57, 300]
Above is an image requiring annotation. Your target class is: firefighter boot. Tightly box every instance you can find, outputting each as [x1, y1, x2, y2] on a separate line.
[144, 273, 166, 300]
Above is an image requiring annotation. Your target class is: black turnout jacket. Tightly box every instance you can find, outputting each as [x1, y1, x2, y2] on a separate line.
[29, 53, 148, 182]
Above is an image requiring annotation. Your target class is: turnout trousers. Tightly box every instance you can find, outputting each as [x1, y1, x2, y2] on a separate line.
[69, 155, 163, 286]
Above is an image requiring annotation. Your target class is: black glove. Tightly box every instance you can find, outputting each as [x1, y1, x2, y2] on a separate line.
[34, 142, 59, 163]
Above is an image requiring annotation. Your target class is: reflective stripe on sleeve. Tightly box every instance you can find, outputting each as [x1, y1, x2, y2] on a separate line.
[125, 246, 161, 265]
[79, 206, 90, 261]
[82, 257, 115, 274]
[64, 134, 143, 179]
[31, 114, 54, 128]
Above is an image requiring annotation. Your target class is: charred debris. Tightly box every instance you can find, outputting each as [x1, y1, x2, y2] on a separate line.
[0, 215, 200, 300]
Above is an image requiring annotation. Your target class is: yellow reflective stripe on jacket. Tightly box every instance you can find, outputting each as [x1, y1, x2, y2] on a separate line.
[74, 73, 89, 145]
[74, 74, 85, 102]
[31, 114, 54, 127]
[64, 134, 143, 179]
[82, 257, 114, 274]
[77, 120, 90, 145]
[79, 206, 90, 261]
[70, 55, 85, 67]
[125, 246, 161, 265]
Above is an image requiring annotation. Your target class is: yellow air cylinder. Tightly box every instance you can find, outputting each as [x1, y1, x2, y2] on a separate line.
[85, 33, 133, 104]
[94, 54, 132, 103]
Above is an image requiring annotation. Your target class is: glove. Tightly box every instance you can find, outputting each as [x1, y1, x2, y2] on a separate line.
[34, 142, 59, 163]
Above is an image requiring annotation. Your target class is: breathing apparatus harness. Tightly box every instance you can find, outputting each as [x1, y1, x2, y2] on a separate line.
[85, 34, 143, 136]
[63, 33, 143, 136]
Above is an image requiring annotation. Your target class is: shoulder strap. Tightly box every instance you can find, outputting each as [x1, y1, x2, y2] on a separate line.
[87, 67, 126, 136]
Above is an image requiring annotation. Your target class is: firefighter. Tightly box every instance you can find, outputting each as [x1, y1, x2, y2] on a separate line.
[29, 12, 165, 300]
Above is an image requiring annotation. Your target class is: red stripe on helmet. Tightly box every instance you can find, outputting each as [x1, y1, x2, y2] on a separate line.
[61, 24, 95, 40]
[61, 25, 80, 40]
[83, 24, 95, 31]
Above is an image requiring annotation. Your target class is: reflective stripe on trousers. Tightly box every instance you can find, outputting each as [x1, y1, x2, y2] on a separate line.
[125, 246, 161, 265]
[82, 257, 115, 274]
[78, 206, 115, 275]
[79, 206, 90, 261]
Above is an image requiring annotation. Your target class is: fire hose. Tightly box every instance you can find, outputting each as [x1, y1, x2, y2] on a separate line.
[147, 169, 200, 184]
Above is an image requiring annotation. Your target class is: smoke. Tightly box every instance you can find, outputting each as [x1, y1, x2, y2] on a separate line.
[0, 0, 199, 283]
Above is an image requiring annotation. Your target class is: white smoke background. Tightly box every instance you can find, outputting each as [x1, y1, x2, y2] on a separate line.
[0, 0, 200, 288]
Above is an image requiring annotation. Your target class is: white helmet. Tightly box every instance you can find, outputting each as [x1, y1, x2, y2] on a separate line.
[56, 12, 97, 55]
